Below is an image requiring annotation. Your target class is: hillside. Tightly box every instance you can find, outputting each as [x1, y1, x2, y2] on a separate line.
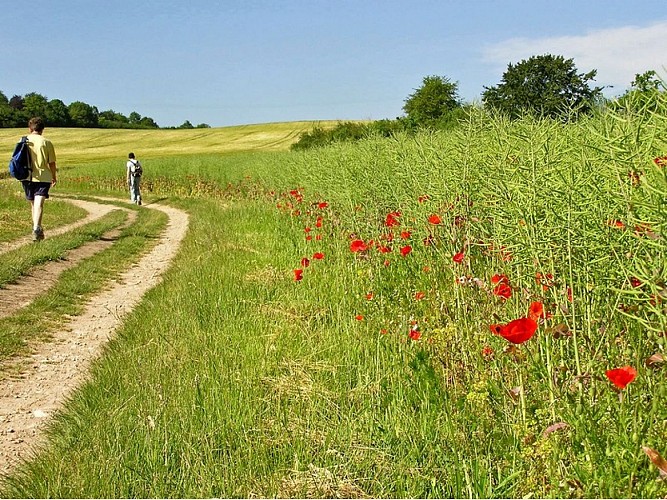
[0, 121, 337, 165]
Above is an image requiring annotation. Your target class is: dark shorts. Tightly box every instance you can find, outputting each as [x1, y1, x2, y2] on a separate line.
[21, 181, 52, 201]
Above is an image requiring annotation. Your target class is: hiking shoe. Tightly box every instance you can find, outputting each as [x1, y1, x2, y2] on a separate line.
[32, 227, 44, 242]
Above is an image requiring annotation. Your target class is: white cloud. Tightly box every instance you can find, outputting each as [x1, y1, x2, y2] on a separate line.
[482, 21, 667, 94]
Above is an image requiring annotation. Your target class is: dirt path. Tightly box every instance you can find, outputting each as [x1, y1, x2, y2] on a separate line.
[0, 197, 189, 475]
[0, 199, 120, 256]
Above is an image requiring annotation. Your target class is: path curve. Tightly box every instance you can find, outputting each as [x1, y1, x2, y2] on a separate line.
[0, 197, 189, 475]
[0, 199, 120, 256]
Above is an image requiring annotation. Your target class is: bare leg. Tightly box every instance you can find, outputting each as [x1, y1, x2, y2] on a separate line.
[32, 195, 46, 229]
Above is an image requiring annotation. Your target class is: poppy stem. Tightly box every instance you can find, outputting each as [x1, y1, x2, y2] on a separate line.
[519, 369, 526, 426]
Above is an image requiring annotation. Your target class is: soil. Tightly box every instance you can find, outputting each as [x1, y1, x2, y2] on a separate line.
[0, 197, 189, 476]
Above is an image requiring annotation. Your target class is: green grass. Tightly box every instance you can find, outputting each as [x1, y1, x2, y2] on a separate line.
[0, 182, 87, 241]
[2, 104, 667, 497]
[0, 203, 167, 363]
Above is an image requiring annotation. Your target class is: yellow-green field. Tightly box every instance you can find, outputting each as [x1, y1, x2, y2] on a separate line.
[0, 121, 338, 165]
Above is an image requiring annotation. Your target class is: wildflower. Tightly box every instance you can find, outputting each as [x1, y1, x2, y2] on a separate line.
[491, 274, 509, 285]
[317, 202, 328, 208]
[365, 292, 374, 300]
[493, 283, 512, 300]
[385, 211, 401, 227]
[409, 327, 421, 341]
[481, 345, 495, 361]
[304, 227, 311, 233]
[350, 239, 368, 253]
[378, 245, 392, 254]
[607, 219, 625, 229]
[418, 195, 430, 203]
[452, 252, 464, 263]
[414, 291, 425, 300]
[428, 214, 442, 225]
[535, 272, 554, 290]
[380, 328, 388, 335]
[605, 366, 637, 390]
[300, 257, 310, 268]
[315, 217, 323, 228]
[493, 317, 538, 344]
[400, 245, 412, 257]
[355, 314, 364, 321]
[489, 324, 503, 335]
[423, 234, 435, 246]
[653, 156, 667, 168]
[313, 252, 324, 260]
[528, 301, 544, 321]
[383, 259, 391, 267]
[293, 269, 303, 281]
[400, 231, 411, 239]
[315, 234, 322, 241]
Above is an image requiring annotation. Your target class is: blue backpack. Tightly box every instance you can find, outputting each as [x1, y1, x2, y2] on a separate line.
[8, 136, 31, 181]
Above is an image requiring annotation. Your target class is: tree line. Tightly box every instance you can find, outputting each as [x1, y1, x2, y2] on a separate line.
[0, 91, 210, 130]
[292, 54, 666, 150]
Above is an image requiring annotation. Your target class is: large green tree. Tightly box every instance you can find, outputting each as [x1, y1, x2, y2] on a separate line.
[482, 54, 603, 119]
[68, 101, 99, 127]
[403, 75, 462, 126]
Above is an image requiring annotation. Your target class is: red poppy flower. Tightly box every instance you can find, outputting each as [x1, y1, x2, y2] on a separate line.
[400, 245, 412, 257]
[414, 291, 425, 300]
[607, 219, 625, 229]
[535, 272, 554, 290]
[528, 301, 544, 321]
[318, 202, 328, 208]
[315, 217, 323, 228]
[315, 234, 322, 241]
[350, 239, 368, 252]
[400, 231, 411, 239]
[452, 252, 464, 263]
[418, 195, 430, 203]
[495, 317, 538, 344]
[304, 227, 312, 233]
[383, 259, 391, 267]
[293, 269, 303, 281]
[605, 366, 637, 390]
[491, 274, 509, 285]
[300, 257, 310, 268]
[629, 276, 641, 287]
[365, 292, 374, 300]
[380, 328, 388, 335]
[481, 345, 494, 361]
[305, 235, 312, 241]
[428, 214, 442, 225]
[385, 211, 401, 227]
[378, 245, 392, 253]
[653, 156, 667, 168]
[409, 328, 421, 341]
[489, 324, 503, 335]
[355, 314, 364, 321]
[493, 283, 512, 300]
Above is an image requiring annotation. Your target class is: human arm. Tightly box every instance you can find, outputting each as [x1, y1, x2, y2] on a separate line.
[49, 162, 57, 186]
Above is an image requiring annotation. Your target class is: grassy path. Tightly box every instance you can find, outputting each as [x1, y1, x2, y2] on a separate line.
[0, 197, 188, 475]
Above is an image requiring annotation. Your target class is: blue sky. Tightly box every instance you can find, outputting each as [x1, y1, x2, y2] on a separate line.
[1, 0, 665, 128]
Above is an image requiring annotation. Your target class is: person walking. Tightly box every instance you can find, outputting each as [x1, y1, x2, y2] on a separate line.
[126, 152, 142, 205]
[23, 117, 57, 242]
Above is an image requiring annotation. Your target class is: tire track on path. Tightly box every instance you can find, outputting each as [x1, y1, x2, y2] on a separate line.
[0, 208, 136, 319]
[0, 198, 189, 475]
[0, 199, 119, 257]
